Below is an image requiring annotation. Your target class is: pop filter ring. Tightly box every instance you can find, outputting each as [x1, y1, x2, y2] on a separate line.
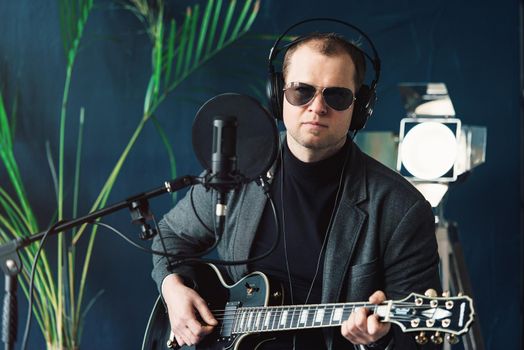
[192, 93, 279, 185]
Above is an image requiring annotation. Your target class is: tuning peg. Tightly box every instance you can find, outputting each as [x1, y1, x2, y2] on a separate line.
[424, 288, 438, 297]
[442, 290, 450, 297]
[446, 334, 460, 344]
[415, 332, 428, 345]
[431, 331, 443, 344]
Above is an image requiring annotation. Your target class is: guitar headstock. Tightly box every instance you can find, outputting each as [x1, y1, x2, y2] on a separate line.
[387, 290, 475, 345]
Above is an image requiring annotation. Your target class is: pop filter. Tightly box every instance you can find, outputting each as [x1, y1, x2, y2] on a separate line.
[192, 93, 278, 184]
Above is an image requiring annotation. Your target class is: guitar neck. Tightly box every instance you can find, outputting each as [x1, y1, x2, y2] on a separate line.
[232, 301, 392, 334]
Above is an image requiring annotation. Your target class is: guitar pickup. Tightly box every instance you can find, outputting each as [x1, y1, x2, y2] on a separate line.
[219, 302, 241, 338]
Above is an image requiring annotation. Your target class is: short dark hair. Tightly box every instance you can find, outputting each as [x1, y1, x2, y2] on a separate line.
[282, 33, 367, 90]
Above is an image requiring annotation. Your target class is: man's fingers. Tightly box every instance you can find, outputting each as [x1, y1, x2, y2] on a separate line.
[367, 314, 381, 336]
[354, 307, 369, 333]
[194, 298, 218, 326]
[174, 334, 185, 347]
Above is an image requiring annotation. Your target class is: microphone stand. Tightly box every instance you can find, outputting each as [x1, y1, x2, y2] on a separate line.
[0, 175, 198, 350]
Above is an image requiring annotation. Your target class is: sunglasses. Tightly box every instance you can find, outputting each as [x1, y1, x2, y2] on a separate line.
[283, 82, 355, 111]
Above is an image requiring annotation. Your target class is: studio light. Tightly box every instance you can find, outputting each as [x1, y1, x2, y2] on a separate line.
[396, 83, 486, 207]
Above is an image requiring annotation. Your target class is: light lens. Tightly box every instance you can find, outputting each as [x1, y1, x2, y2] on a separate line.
[400, 122, 458, 180]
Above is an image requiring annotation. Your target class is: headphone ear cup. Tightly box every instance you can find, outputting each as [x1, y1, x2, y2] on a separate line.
[350, 84, 376, 131]
[267, 71, 285, 121]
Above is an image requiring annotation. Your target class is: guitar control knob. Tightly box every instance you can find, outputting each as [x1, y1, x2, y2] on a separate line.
[415, 332, 428, 345]
[431, 331, 443, 344]
[424, 289, 438, 297]
[446, 334, 460, 344]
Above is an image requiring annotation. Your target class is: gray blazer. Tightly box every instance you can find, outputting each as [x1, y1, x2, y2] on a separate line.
[152, 140, 441, 349]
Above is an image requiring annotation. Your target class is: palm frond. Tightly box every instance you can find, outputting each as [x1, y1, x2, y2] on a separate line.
[149, 0, 261, 102]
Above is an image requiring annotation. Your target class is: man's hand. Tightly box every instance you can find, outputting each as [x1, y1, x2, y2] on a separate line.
[162, 274, 218, 347]
[341, 290, 391, 346]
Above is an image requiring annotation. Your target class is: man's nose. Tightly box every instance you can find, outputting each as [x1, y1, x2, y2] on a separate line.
[308, 91, 328, 115]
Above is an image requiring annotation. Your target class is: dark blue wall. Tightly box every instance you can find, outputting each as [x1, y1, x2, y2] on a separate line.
[0, 0, 521, 349]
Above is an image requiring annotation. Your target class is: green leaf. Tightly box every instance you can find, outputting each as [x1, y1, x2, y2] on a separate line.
[195, 0, 214, 63]
[206, 0, 222, 55]
[0, 91, 12, 149]
[9, 92, 18, 141]
[242, 0, 260, 32]
[184, 4, 200, 73]
[153, 7, 164, 95]
[72, 108, 85, 221]
[143, 76, 155, 115]
[45, 140, 59, 205]
[230, 0, 251, 38]
[174, 7, 191, 79]
[217, 0, 236, 48]
[164, 19, 176, 87]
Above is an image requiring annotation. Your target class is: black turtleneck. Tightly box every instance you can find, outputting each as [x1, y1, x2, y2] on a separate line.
[248, 138, 350, 349]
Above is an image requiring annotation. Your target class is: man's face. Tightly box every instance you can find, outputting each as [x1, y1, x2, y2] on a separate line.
[283, 43, 357, 161]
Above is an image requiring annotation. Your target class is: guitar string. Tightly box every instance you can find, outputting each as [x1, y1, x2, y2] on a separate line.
[204, 304, 460, 319]
[206, 305, 463, 318]
[206, 301, 461, 314]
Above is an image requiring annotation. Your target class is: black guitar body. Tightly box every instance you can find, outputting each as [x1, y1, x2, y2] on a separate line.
[142, 264, 284, 350]
[143, 264, 474, 349]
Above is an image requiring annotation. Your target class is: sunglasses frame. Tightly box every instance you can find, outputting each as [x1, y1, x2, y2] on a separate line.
[283, 82, 356, 111]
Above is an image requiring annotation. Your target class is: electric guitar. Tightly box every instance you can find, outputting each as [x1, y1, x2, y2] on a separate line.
[142, 264, 474, 349]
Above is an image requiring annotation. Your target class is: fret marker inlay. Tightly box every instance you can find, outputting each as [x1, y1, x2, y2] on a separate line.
[264, 312, 271, 328]
[315, 309, 325, 323]
[280, 310, 288, 326]
[299, 310, 308, 324]
[333, 308, 343, 322]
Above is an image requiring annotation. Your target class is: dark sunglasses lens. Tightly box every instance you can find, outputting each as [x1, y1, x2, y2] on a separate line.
[284, 84, 316, 106]
[323, 87, 354, 111]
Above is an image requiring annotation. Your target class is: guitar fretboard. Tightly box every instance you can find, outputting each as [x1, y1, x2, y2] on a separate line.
[230, 302, 391, 334]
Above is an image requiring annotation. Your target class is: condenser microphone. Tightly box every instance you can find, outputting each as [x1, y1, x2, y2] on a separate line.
[192, 93, 279, 217]
[211, 116, 238, 189]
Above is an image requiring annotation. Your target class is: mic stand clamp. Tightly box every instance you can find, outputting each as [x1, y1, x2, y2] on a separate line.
[129, 198, 156, 241]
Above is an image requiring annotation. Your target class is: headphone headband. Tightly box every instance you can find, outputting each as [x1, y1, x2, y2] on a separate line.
[268, 18, 381, 86]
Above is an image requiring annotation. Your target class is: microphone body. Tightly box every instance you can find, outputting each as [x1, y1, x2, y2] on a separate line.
[208, 116, 239, 193]
[208, 116, 239, 220]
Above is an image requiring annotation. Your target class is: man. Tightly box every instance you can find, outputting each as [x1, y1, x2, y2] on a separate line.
[152, 33, 441, 349]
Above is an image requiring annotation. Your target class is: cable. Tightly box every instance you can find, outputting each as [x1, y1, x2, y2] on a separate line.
[90, 189, 281, 267]
[21, 220, 65, 350]
[171, 191, 280, 267]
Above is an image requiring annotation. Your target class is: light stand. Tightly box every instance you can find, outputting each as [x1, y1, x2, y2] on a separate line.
[397, 83, 487, 350]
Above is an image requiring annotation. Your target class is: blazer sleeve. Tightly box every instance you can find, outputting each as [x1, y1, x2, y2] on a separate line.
[151, 184, 216, 293]
[382, 199, 440, 298]
[382, 199, 442, 350]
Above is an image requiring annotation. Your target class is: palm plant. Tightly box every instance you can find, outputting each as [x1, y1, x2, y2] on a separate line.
[0, 0, 260, 348]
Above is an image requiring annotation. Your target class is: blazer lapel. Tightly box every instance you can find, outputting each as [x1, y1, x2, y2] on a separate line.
[227, 181, 269, 280]
[322, 143, 368, 303]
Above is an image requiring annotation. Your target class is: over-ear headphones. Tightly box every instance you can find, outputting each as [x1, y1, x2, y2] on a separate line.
[267, 18, 381, 131]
